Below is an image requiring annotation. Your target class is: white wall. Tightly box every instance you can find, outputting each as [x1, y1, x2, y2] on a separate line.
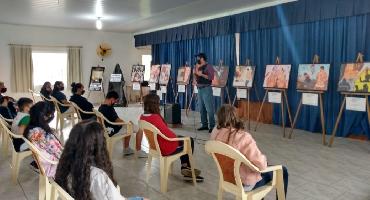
[0, 23, 140, 100]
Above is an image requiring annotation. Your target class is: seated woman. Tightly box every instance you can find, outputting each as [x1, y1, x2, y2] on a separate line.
[55, 121, 146, 200]
[0, 81, 17, 117]
[11, 97, 34, 152]
[0, 96, 16, 120]
[24, 101, 63, 178]
[51, 81, 73, 113]
[40, 81, 52, 99]
[69, 82, 94, 120]
[210, 105, 288, 195]
[140, 93, 203, 182]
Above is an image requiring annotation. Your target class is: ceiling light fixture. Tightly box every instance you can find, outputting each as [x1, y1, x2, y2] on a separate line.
[96, 17, 102, 30]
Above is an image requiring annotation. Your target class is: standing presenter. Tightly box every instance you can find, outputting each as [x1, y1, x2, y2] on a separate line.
[194, 53, 215, 133]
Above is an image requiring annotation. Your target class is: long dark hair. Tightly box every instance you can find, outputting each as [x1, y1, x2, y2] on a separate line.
[216, 105, 245, 142]
[40, 81, 51, 96]
[143, 93, 160, 114]
[55, 121, 116, 200]
[71, 82, 83, 94]
[53, 81, 63, 92]
[24, 101, 55, 137]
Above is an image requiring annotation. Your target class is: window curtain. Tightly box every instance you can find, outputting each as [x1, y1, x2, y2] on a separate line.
[10, 45, 33, 92]
[152, 34, 236, 112]
[67, 47, 82, 86]
[240, 14, 370, 138]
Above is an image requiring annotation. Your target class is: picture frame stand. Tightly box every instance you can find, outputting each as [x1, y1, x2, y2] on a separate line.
[233, 87, 251, 130]
[288, 90, 326, 145]
[254, 89, 293, 137]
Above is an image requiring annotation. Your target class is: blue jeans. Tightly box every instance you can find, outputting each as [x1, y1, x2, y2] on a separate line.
[253, 166, 288, 198]
[197, 86, 215, 129]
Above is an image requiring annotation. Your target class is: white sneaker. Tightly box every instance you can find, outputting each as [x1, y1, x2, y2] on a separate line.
[136, 150, 148, 158]
[123, 148, 135, 156]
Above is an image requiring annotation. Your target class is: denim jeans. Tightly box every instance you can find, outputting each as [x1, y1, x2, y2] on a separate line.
[253, 165, 288, 198]
[197, 86, 215, 129]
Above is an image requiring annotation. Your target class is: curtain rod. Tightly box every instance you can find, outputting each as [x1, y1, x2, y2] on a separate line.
[8, 43, 83, 48]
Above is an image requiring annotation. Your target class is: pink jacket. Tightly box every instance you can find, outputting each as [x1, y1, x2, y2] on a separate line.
[210, 128, 267, 186]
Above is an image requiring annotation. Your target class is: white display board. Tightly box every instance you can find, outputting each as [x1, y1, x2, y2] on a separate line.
[110, 74, 122, 82]
[268, 92, 282, 104]
[346, 97, 366, 112]
[160, 85, 167, 93]
[178, 85, 186, 93]
[302, 93, 319, 106]
[149, 83, 156, 91]
[132, 82, 141, 91]
[212, 87, 221, 96]
[156, 90, 162, 100]
[236, 88, 247, 99]
[194, 86, 198, 94]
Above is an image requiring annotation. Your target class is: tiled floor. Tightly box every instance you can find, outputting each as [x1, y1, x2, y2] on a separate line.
[1, 110, 370, 200]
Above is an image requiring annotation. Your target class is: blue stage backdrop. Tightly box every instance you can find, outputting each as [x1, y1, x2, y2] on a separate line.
[145, 1, 370, 139]
[152, 34, 236, 113]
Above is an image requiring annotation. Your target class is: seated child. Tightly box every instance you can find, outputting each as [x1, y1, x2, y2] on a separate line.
[140, 93, 204, 182]
[210, 105, 288, 195]
[11, 97, 33, 152]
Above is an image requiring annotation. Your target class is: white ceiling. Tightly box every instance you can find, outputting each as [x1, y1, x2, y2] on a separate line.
[0, 0, 295, 34]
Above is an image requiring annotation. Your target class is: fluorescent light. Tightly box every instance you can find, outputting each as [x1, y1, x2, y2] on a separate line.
[96, 18, 102, 30]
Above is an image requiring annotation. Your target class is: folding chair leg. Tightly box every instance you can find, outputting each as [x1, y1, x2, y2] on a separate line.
[56, 115, 59, 131]
[146, 155, 152, 183]
[39, 174, 46, 200]
[60, 118, 64, 133]
[187, 153, 197, 186]
[276, 169, 286, 200]
[106, 139, 113, 159]
[2, 135, 9, 157]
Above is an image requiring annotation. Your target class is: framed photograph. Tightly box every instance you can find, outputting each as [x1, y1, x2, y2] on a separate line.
[296, 64, 330, 91]
[212, 65, 229, 87]
[263, 65, 291, 89]
[89, 66, 105, 91]
[338, 63, 370, 93]
[131, 64, 145, 83]
[177, 66, 191, 85]
[159, 64, 171, 85]
[233, 65, 255, 88]
[149, 65, 161, 83]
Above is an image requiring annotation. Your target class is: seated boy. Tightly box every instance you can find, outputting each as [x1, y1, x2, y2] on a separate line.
[98, 91, 146, 157]
[11, 98, 34, 152]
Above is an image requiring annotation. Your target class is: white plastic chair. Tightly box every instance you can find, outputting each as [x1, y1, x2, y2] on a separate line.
[70, 102, 95, 122]
[50, 96, 77, 133]
[94, 110, 133, 158]
[50, 181, 74, 200]
[28, 89, 42, 102]
[0, 117, 32, 184]
[205, 141, 285, 200]
[24, 138, 58, 200]
[139, 120, 197, 193]
[0, 114, 13, 157]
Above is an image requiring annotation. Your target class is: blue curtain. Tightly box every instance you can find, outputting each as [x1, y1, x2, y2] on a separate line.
[240, 14, 370, 138]
[152, 34, 236, 112]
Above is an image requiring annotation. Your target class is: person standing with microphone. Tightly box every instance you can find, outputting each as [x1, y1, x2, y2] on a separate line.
[194, 53, 215, 133]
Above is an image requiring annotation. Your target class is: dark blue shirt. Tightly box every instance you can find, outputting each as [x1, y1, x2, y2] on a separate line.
[98, 104, 122, 135]
[70, 94, 94, 120]
[52, 91, 68, 113]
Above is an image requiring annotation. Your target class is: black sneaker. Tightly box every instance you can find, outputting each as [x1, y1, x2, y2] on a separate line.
[197, 127, 208, 131]
[209, 128, 214, 133]
[183, 175, 204, 182]
[29, 161, 40, 174]
[181, 167, 201, 177]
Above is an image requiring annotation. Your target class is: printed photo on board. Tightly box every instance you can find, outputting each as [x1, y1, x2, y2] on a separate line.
[89, 66, 105, 91]
[263, 65, 291, 89]
[212, 65, 229, 87]
[149, 65, 161, 83]
[159, 64, 171, 85]
[177, 66, 191, 85]
[297, 64, 330, 91]
[131, 64, 145, 83]
[233, 65, 255, 88]
[338, 63, 370, 93]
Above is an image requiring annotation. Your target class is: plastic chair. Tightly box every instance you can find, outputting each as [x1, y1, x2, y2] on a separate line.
[0, 117, 32, 184]
[50, 181, 74, 200]
[0, 114, 13, 157]
[138, 120, 197, 193]
[28, 89, 42, 102]
[94, 110, 133, 158]
[24, 138, 58, 200]
[205, 141, 286, 200]
[70, 102, 95, 122]
[49, 96, 77, 133]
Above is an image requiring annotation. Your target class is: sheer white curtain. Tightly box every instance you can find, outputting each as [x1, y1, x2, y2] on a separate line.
[67, 47, 82, 86]
[10, 45, 33, 92]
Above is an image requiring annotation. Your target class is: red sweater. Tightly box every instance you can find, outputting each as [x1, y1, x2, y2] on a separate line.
[140, 114, 179, 156]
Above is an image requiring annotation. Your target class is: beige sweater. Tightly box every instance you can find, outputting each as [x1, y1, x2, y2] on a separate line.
[210, 128, 267, 186]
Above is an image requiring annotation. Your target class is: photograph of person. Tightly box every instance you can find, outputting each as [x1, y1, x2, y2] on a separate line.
[338, 63, 370, 93]
[297, 64, 330, 91]
[149, 65, 161, 83]
[159, 64, 171, 85]
[232, 66, 255, 88]
[177, 66, 191, 85]
[131, 65, 145, 83]
[211, 65, 229, 87]
[263, 65, 291, 89]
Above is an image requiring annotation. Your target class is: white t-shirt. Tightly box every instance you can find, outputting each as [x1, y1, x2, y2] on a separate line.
[90, 166, 125, 200]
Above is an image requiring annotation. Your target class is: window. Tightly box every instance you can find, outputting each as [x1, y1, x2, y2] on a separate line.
[142, 54, 152, 81]
[32, 51, 68, 90]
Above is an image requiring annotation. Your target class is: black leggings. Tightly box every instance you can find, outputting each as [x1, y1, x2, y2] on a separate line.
[168, 136, 194, 168]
